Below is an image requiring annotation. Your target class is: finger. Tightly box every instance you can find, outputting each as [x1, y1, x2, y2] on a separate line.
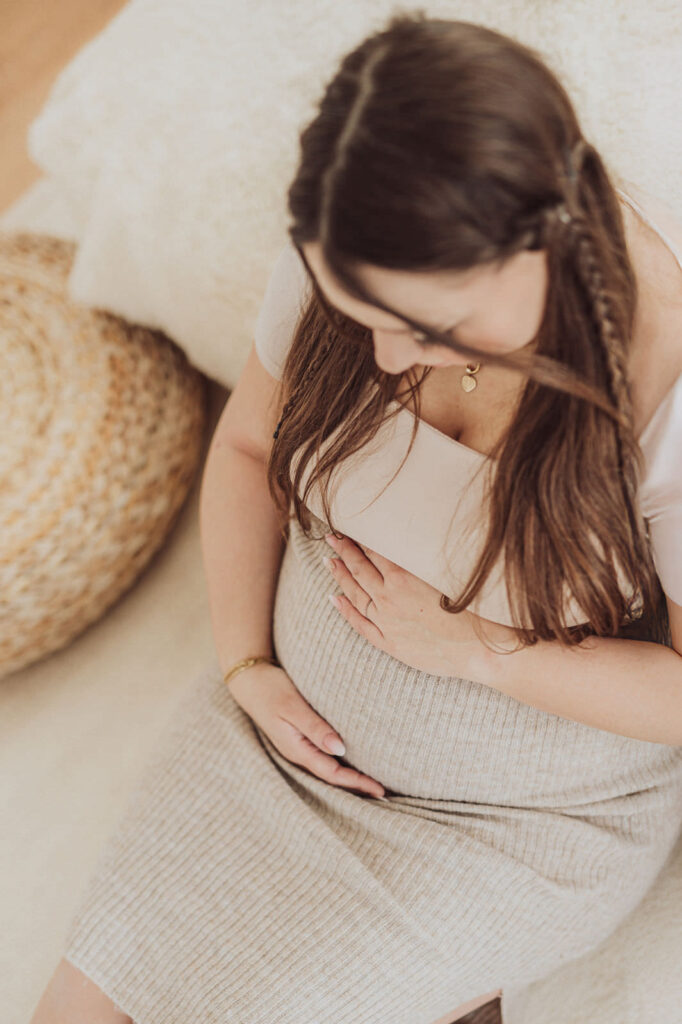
[313, 751, 386, 798]
[292, 703, 347, 757]
[326, 534, 384, 587]
[292, 734, 385, 797]
[356, 543, 398, 577]
[333, 593, 386, 645]
[325, 556, 371, 616]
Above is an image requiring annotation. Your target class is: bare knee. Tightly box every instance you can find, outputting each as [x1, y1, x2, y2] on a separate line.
[429, 987, 503, 1024]
[30, 956, 134, 1024]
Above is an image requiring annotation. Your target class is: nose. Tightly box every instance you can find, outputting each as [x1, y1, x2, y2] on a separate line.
[372, 331, 422, 374]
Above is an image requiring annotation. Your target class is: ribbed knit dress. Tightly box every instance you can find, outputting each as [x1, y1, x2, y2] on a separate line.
[61, 181, 682, 1024]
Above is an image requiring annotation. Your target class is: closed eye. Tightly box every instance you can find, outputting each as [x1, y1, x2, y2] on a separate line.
[413, 326, 462, 348]
[314, 280, 464, 349]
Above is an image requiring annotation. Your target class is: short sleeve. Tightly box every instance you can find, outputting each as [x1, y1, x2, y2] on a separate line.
[253, 241, 312, 381]
[638, 374, 682, 605]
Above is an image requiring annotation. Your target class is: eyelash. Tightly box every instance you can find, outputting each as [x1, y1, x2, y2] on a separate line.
[316, 289, 453, 349]
[413, 328, 458, 348]
[306, 261, 461, 349]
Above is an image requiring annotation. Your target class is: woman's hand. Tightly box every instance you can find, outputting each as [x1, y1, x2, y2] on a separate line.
[226, 662, 385, 799]
[323, 533, 490, 677]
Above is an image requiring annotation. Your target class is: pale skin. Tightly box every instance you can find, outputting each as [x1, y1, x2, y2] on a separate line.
[298, 238, 540, 1023]
[32, 199, 681, 1023]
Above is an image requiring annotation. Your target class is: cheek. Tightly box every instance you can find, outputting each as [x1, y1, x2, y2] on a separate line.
[432, 335, 484, 366]
[435, 352, 471, 367]
[454, 321, 521, 357]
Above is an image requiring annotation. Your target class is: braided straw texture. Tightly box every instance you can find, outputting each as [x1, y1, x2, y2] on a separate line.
[0, 232, 207, 679]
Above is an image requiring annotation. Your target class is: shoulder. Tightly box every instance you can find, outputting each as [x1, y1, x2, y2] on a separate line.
[254, 241, 312, 381]
[619, 186, 682, 437]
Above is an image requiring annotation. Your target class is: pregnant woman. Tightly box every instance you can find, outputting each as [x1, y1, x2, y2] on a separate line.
[32, 13, 682, 1024]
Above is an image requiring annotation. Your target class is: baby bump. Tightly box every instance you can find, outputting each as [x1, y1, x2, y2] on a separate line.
[273, 521, 682, 808]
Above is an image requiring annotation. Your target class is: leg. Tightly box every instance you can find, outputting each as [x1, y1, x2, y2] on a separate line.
[29, 956, 134, 1024]
[429, 987, 503, 1024]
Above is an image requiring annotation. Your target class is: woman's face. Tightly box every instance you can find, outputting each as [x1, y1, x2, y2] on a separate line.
[300, 241, 549, 376]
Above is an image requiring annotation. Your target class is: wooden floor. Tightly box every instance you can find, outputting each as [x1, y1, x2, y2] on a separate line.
[0, 0, 128, 214]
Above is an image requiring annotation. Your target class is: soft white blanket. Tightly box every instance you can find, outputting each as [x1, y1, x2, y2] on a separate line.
[16, 0, 682, 389]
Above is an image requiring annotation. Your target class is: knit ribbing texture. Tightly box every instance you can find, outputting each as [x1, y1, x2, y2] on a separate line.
[62, 513, 682, 1023]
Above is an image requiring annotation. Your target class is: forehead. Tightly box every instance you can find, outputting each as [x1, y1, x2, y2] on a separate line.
[299, 240, 488, 330]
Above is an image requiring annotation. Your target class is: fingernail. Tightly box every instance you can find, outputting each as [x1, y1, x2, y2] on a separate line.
[325, 735, 345, 756]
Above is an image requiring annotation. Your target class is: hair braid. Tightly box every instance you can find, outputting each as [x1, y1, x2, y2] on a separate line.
[560, 146, 633, 429]
[546, 140, 648, 620]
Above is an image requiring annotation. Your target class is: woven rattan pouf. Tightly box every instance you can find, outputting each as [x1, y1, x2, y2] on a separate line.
[0, 232, 208, 679]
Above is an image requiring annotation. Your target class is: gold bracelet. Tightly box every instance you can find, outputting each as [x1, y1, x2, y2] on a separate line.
[223, 655, 279, 687]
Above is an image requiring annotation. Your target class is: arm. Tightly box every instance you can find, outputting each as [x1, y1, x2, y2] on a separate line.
[199, 347, 287, 675]
[464, 595, 682, 745]
[199, 431, 285, 675]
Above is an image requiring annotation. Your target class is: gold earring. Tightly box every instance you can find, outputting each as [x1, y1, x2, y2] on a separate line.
[461, 362, 481, 392]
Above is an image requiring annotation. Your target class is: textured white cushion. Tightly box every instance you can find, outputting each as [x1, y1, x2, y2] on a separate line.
[19, 0, 682, 389]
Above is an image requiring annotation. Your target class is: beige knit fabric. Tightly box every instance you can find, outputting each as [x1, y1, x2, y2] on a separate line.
[61, 507, 682, 1024]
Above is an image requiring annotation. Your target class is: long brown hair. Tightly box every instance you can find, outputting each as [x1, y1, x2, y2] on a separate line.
[266, 11, 670, 651]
